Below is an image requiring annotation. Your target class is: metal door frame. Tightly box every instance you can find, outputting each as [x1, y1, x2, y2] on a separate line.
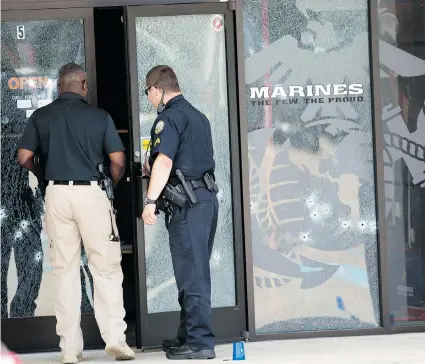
[1, 8, 101, 353]
[125, 2, 247, 349]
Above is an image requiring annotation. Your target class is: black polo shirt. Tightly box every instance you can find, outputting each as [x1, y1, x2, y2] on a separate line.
[18, 92, 124, 181]
[148, 94, 215, 180]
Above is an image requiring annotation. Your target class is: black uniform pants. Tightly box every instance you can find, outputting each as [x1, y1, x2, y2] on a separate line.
[165, 188, 219, 351]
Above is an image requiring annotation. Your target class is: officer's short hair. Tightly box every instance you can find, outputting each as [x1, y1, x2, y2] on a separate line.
[58, 63, 86, 87]
[146, 65, 180, 93]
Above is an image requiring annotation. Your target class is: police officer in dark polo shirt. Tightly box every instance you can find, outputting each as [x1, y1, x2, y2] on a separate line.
[17, 63, 135, 363]
[141, 65, 219, 360]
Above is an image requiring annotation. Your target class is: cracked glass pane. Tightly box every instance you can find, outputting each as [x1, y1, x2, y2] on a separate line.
[244, 0, 380, 333]
[1, 19, 88, 318]
[134, 14, 236, 313]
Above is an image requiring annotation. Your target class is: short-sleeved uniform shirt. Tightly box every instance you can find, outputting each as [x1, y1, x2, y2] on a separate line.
[148, 95, 215, 181]
[18, 92, 124, 181]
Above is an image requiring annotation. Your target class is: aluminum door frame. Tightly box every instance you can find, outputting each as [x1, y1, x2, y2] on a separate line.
[125, 2, 247, 349]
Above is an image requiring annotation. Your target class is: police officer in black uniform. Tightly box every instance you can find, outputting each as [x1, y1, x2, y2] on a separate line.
[142, 65, 219, 360]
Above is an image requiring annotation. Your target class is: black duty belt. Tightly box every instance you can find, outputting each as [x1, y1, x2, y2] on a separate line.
[170, 179, 206, 190]
[188, 180, 206, 189]
[49, 180, 99, 186]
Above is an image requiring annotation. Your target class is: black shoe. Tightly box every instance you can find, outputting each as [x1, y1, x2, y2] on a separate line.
[166, 344, 215, 360]
[162, 337, 184, 352]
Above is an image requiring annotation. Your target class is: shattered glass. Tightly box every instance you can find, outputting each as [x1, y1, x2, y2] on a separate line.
[134, 14, 236, 313]
[1, 19, 91, 318]
[244, 0, 380, 333]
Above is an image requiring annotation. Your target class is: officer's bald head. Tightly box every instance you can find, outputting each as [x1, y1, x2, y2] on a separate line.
[57, 63, 88, 98]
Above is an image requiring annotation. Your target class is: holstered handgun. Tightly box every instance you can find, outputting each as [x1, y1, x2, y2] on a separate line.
[97, 163, 114, 200]
[156, 196, 171, 213]
[97, 163, 119, 241]
[155, 184, 186, 218]
[162, 184, 187, 208]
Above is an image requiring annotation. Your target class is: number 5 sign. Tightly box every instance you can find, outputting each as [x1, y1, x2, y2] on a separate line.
[17, 25, 25, 40]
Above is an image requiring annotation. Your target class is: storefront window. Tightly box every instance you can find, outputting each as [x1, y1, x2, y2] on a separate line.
[243, 0, 380, 333]
[1, 19, 87, 318]
[378, 0, 425, 326]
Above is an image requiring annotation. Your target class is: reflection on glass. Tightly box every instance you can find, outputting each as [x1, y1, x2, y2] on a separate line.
[244, 0, 380, 333]
[134, 14, 236, 313]
[378, 0, 425, 326]
[1, 19, 89, 318]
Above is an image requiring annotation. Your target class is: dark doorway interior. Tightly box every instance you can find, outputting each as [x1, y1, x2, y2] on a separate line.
[93, 6, 137, 345]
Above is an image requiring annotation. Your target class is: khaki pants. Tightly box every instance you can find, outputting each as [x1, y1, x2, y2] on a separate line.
[45, 182, 127, 357]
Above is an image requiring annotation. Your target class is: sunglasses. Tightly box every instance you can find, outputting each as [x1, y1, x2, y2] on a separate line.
[144, 86, 152, 96]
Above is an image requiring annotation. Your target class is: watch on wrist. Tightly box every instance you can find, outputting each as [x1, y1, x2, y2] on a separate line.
[144, 197, 157, 205]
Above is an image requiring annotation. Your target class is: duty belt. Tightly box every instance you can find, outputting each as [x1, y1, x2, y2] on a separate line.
[188, 180, 207, 189]
[48, 180, 100, 186]
[159, 172, 218, 215]
[171, 179, 206, 191]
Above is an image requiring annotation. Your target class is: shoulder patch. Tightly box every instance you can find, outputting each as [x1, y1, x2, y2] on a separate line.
[155, 120, 165, 135]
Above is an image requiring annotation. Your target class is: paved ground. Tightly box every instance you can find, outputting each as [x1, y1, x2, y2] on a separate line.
[18, 333, 425, 363]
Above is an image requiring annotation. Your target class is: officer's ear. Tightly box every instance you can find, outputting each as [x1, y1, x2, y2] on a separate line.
[83, 80, 88, 92]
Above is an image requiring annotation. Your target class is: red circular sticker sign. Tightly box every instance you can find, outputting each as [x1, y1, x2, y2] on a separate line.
[212, 15, 223, 32]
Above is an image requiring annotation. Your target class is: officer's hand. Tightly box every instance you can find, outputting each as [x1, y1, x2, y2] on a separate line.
[142, 204, 157, 225]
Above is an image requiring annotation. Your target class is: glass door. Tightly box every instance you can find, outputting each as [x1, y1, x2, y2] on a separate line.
[1, 8, 100, 352]
[125, 3, 246, 348]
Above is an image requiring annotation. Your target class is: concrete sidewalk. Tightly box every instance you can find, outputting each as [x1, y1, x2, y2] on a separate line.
[19, 333, 425, 364]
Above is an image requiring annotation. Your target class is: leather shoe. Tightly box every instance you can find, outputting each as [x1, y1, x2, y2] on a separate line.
[166, 344, 215, 360]
[162, 337, 184, 352]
